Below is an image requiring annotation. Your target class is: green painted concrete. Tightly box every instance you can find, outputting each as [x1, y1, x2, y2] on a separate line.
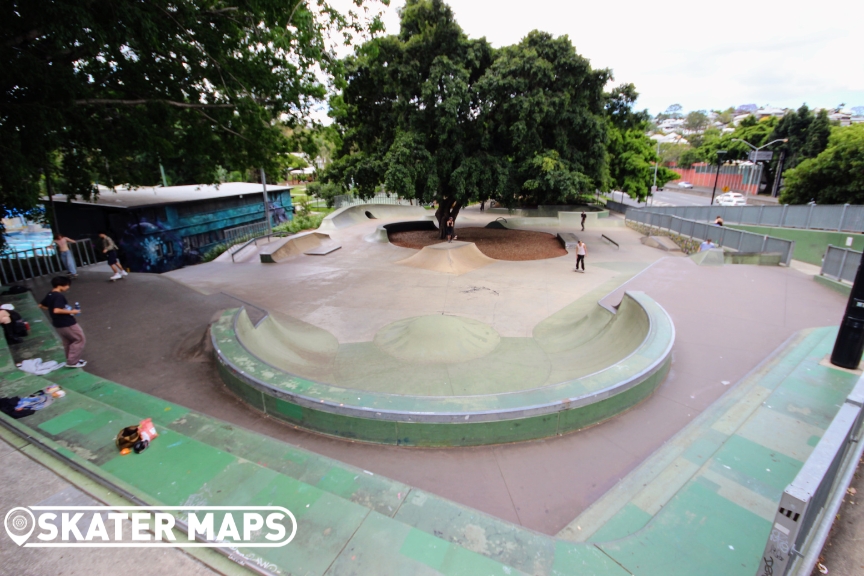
[214, 290, 674, 446]
[1, 291, 859, 576]
[814, 274, 852, 296]
[728, 224, 864, 266]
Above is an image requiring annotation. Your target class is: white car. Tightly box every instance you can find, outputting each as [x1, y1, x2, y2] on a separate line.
[715, 192, 747, 206]
[677, 181, 694, 189]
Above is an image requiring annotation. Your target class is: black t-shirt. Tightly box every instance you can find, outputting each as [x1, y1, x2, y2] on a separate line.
[41, 291, 76, 328]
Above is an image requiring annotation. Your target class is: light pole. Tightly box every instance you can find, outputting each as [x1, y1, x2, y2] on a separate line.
[710, 150, 727, 205]
[730, 138, 788, 195]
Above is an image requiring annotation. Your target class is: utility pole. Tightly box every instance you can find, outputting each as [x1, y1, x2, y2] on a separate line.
[260, 168, 272, 234]
[831, 256, 864, 368]
[43, 167, 59, 234]
[710, 151, 726, 205]
[771, 150, 786, 198]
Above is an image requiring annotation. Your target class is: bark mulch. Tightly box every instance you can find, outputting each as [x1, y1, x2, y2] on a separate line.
[388, 227, 567, 261]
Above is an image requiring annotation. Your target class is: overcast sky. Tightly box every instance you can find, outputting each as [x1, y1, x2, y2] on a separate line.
[375, 0, 864, 116]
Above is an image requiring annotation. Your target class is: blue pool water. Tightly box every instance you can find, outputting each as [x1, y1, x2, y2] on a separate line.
[4, 230, 54, 254]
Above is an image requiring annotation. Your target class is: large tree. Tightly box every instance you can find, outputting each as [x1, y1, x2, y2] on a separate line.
[604, 84, 675, 200]
[1, 0, 383, 227]
[328, 0, 494, 235]
[476, 31, 609, 207]
[328, 0, 611, 232]
[780, 125, 864, 205]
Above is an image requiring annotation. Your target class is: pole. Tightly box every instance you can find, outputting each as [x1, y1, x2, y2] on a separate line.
[260, 168, 272, 234]
[710, 163, 721, 205]
[771, 150, 786, 198]
[159, 164, 169, 187]
[43, 167, 59, 234]
[831, 255, 864, 368]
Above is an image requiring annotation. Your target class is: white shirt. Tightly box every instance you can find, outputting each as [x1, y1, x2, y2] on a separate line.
[577, 243, 586, 255]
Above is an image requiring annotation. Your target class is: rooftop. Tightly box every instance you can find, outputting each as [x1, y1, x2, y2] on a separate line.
[44, 182, 291, 209]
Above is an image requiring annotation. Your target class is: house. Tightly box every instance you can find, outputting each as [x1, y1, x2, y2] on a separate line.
[44, 182, 293, 273]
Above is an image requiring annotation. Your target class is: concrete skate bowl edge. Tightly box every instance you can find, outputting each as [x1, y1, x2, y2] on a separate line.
[211, 291, 674, 447]
[319, 203, 434, 231]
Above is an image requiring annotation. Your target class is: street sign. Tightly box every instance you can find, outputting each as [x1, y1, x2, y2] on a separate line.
[722, 186, 730, 192]
[749, 150, 774, 163]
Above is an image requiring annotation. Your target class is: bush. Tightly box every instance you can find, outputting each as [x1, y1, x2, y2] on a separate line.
[273, 214, 325, 235]
[307, 181, 344, 208]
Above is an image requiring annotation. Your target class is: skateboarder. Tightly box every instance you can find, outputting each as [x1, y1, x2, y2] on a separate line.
[39, 276, 86, 368]
[580, 211, 587, 231]
[446, 217, 456, 243]
[54, 233, 78, 278]
[99, 231, 127, 281]
[575, 240, 587, 272]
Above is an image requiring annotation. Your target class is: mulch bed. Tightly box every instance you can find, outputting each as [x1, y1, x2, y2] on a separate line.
[388, 227, 567, 261]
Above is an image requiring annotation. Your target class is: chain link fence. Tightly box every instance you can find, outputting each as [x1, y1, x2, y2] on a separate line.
[820, 246, 861, 283]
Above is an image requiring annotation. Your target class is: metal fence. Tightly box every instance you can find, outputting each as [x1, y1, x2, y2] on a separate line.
[820, 245, 861, 283]
[333, 193, 417, 209]
[0, 239, 98, 284]
[757, 378, 864, 576]
[626, 210, 795, 265]
[224, 221, 270, 244]
[606, 199, 630, 214]
[638, 204, 864, 233]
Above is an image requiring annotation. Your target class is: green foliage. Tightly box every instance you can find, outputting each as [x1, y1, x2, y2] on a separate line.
[678, 148, 702, 168]
[780, 125, 864, 205]
[1, 0, 384, 223]
[306, 181, 344, 208]
[328, 0, 609, 232]
[684, 110, 709, 133]
[273, 214, 325, 235]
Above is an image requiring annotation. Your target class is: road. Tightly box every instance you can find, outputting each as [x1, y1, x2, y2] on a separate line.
[607, 187, 712, 208]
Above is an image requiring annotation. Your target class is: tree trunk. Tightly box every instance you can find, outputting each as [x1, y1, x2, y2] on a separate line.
[435, 197, 462, 239]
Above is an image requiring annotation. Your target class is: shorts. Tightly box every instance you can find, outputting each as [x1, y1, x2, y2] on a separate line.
[446, 227, 454, 236]
[106, 250, 118, 265]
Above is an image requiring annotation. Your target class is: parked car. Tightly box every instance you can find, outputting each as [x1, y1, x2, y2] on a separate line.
[715, 192, 747, 206]
[677, 181, 694, 189]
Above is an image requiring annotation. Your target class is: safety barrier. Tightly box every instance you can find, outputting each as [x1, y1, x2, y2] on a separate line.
[638, 204, 864, 233]
[820, 245, 861, 284]
[0, 238, 97, 284]
[757, 377, 864, 576]
[626, 210, 795, 265]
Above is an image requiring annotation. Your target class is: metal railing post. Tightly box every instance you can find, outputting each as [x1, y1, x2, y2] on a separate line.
[839, 204, 849, 232]
[837, 249, 848, 281]
[761, 235, 768, 252]
[781, 204, 788, 227]
[758, 205, 764, 225]
[806, 204, 815, 229]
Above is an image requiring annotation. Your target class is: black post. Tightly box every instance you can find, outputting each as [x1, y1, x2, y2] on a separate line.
[831, 256, 864, 368]
[43, 167, 59, 234]
[771, 150, 786, 198]
[710, 151, 726, 205]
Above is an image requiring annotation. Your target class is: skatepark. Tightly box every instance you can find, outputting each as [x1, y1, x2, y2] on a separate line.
[1, 202, 861, 576]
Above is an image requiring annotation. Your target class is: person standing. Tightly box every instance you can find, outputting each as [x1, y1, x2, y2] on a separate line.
[714, 216, 724, 226]
[580, 211, 587, 231]
[575, 240, 587, 272]
[480, 200, 485, 212]
[445, 217, 456, 243]
[98, 231, 127, 281]
[39, 276, 86, 368]
[699, 239, 716, 252]
[54, 233, 78, 278]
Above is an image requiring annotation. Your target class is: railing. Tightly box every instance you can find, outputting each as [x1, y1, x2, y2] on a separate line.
[606, 199, 630, 214]
[333, 193, 416, 209]
[0, 239, 97, 284]
[637, 204, 864, 233]
[757, 377, 864, 576]
[820, 245, 861, 284]
[223, 221, 270, 244]
[626, 210, 795, 265]
[230, 233, 277, 263]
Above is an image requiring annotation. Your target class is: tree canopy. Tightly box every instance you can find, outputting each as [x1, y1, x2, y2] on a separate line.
[1, 0, 384, 225]
[780, 125, 864, 205]
[328, 0, 614, 233]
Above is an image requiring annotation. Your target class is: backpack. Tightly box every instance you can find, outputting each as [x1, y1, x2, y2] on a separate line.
[3, 285, 30, 295]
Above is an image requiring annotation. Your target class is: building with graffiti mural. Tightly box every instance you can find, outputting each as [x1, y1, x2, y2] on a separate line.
[45, 182, 293, 273]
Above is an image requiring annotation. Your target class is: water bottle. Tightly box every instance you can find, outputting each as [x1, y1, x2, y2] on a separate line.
[74, 302, 81, 314]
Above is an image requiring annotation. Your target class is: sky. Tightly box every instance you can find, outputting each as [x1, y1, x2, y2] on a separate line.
[373, 0, 864, 116]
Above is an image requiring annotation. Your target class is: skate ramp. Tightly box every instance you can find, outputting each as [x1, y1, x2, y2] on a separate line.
[640, 235, 681, 252]
[396, 241, 496, 275]
[366, 220, 438, 243]
[690, 248, 726, 266]
[258, 232, 337, 263]
[319, 203, 433, 231]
